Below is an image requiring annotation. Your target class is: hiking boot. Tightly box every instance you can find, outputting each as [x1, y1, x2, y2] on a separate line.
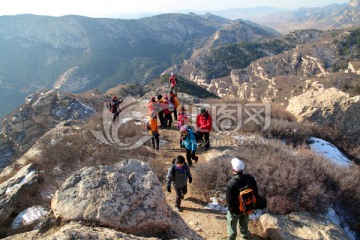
[194, 156, 198, 163]
[155, 147, 159, 151]
[175, 207, 182, 212]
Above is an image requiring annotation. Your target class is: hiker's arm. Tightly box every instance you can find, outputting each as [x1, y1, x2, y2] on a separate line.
[165, 166, 174, 187]
[226, 180, 238, 214]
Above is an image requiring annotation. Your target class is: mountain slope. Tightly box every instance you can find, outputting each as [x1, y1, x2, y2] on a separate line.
[251, 0, 360, 33]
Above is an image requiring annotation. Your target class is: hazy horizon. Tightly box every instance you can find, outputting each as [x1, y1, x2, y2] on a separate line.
[0, 0, 349, 19]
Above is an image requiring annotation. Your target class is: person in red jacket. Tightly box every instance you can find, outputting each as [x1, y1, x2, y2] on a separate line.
[169, 72, 178, 95]
[196, 107, 212, 150]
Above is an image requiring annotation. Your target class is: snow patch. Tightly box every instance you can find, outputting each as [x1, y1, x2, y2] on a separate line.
[205, 197, 227, 214]
[11, 206, 49, 229]
[6, 171, 36, 194]
[308, 137, 352, 167]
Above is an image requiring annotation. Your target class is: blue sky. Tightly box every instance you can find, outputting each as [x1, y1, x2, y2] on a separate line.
[0, 0, 349, 18]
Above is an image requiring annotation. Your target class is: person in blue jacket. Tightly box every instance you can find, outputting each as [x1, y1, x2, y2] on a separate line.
[180, 125, 198, 166]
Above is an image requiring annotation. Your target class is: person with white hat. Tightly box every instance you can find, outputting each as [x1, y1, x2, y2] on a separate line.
[226, 158, 259, 240]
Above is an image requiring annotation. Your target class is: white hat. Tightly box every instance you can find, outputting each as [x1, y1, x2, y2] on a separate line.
[231, 158, 245, 172]
[171, 72, 174, 76]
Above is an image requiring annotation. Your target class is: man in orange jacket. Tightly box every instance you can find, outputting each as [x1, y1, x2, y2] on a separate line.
[196, 107, 212, 150]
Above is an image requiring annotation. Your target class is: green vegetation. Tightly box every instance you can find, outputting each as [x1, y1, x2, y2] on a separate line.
[201, 39, 294, 79]
[338, 28, 360, 57]
[160, 74, 218, 99]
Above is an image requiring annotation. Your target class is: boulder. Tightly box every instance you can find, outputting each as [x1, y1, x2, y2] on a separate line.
[257, 212, 349, 240]
[286, 87, 360, 146]
[3, 221, 161, 240]
[0, 90, 95, 171]
[51, 159, 171, 236]
[0, 163, 38, 225]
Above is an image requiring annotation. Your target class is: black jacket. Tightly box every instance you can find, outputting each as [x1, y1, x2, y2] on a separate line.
[226, 173, 258, 214]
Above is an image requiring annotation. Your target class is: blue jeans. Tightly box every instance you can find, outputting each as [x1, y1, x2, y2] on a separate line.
[227, 210, 248, 240]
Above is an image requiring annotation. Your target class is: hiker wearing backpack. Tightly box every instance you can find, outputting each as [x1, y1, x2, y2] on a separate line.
[169, 91, 179, 121]
[109, 96, 123, 122]
[157, 94, 166, 128]
[163, 94, 173, 128]
[147, 111, 159, 150]
[180, 125, 198, 166]
[169, 72, 178, 95]
[226, 158, 258, 240]
[177, 106, 189, 130]
[196, 107, 212, 150]
[166, 155, 192, 212]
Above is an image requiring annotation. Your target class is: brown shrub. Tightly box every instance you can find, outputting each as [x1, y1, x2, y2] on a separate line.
[192, 157, 231, 198]
[270, 103, 296, 121]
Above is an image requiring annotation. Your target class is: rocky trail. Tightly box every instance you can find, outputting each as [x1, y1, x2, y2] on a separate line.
[149, 124, 265, 240]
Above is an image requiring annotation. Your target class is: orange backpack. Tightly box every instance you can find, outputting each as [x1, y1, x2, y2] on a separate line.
[238, 186, 257, 214]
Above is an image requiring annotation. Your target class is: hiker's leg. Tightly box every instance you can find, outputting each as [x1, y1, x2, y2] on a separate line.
[204, 132, 210, 149]
[155, 135, 159, 149]
[186, 149, 193, 166]
[151, 136, 155, 148]
[191, 150, 198, 162]
[239, 213, 249, 238]
[196, 132, 203, 145]
[174, 187, 182, 207]
[227, 211, 239, 240]
[181, 185, 188, 196]
[158, 111, 165, 127]
[173, 108, 177, 120]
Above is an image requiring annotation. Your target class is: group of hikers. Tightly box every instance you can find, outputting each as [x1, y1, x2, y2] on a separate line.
[108, 72, 262, 240]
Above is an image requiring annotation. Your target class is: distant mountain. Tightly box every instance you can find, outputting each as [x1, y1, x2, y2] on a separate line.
[0, 13, 231, 119]
[251, 0, 360, 33]
[0, 13, 277, 120]
[209, 6, 288, 20]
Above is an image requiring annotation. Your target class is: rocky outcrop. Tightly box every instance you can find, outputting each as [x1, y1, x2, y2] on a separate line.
[4, 221, 161, 240]
[0, 164, 38, 225]
[51, 159, 171, 236]
[286, 87, 360, 146]
[256, 212, 349, 240]
[53, 67, 91, 92]
[0, 90, 95, 170]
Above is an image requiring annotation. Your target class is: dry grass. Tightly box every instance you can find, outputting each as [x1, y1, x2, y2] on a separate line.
[192, 139, 360, 235]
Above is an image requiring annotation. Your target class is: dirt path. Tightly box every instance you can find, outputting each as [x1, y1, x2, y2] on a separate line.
[151, 126, 264, 240]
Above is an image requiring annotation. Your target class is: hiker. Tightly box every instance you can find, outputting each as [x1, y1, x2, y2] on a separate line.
[180, 125, 198, 166]
[163, 94, 173, 128]
[169, 91, 179, 121]
[226, 158, 258, 240]
[147, 96, 157, 114]
[177, 106, 189, 148]
[169, 72, 178, 95]
[109, 96, 123, 122]
[147, 111, 159, 150]
[177, 106, 189, 130]
[166, 155, 192, 212]
[157, 94, 166, 128]
[196, 107, 212, 150]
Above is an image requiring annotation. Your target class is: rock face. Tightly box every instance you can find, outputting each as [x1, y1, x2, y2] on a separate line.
[51, 159, 171, 236]
[0, 90, 95, 170]
[257, 212, 350, 240]
[3, 221, 161, 240]
[286, 87, 360, 146]
[0, 163, 38, 225]
[53, 67, 90, 92]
